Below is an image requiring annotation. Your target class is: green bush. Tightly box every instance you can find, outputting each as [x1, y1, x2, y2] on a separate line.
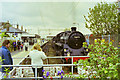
[77, 39, 119, 79]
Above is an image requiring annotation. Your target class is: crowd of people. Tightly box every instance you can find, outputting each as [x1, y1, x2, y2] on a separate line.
[13, 40, 29, 51]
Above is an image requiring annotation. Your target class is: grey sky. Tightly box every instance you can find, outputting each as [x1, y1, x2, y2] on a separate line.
[0, 0, 117, 37]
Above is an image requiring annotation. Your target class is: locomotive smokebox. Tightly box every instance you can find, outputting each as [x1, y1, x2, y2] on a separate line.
[71, 27, 76, 32]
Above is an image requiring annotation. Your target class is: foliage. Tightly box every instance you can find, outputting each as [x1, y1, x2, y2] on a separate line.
[0, 56, 4, 68]
[84, 2, 118, 35]
[0, 32, 8, 38]
[4, 68, 10, 78]
[0, 55, 10, 78]
[77, 39, 119, 79]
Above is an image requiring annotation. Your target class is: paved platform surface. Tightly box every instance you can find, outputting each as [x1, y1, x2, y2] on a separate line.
[11, 50, 24, 56]
[12, 45, 32, 65]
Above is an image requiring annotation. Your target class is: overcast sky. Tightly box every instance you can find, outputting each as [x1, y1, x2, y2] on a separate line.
[0, 0, 117, 36]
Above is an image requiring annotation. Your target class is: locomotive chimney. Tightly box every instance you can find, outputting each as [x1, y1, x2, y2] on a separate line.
[71, 27, 76, 32]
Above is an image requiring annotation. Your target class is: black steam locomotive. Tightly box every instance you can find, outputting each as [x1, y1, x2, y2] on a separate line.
[52, 27, 88, 56]
[42, 27, 88, 58]
[41, 27, 89, 72]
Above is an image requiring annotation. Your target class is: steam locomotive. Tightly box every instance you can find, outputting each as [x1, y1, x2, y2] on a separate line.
[40, 27, 89, 72]
[41, 27, 89, 64]
[52, 27, 88, 56]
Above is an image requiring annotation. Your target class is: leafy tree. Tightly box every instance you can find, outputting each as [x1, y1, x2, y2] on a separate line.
[84, 2, 118, 36]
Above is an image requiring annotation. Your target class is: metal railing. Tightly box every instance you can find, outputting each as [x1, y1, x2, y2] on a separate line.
[1, 56, 89, 79]
[1, 64, 80, 80]
[13, 56, 89, 74]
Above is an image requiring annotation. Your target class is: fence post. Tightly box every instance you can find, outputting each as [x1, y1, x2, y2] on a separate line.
[71, 57, 73, 74]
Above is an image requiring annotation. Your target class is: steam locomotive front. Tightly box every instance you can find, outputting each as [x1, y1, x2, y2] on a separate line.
[62, 27, 87, 56]
[68, 31, 85, 49]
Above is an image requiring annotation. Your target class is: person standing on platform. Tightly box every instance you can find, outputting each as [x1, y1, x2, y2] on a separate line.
[17, 40, 21, 50]
[24, 40, 29, 51]
[20, 42, 23, 50]
[0, 40, 13, 79]
[13, 41, 16, 51]
[29, 43, 47, 80]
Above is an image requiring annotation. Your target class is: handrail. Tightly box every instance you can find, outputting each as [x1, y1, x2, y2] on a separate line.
[12, 56, 89, 75]
[3, 77, 80, 79]
[12, 56, 89, 59]
[1, 64, 81, 67]
[1, 64, 82, 79]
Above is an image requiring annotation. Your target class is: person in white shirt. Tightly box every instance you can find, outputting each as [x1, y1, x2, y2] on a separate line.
[24, 40, 29, 51]
[29, 43, 47, 80]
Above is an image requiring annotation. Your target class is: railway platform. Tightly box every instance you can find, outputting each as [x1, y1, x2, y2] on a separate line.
[12, 45, 32, 65]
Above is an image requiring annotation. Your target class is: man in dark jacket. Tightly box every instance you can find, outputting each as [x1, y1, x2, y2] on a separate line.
[13, 42, 16, 51]
[0, 40, 13, 78]
[17, 40, 21, 50]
